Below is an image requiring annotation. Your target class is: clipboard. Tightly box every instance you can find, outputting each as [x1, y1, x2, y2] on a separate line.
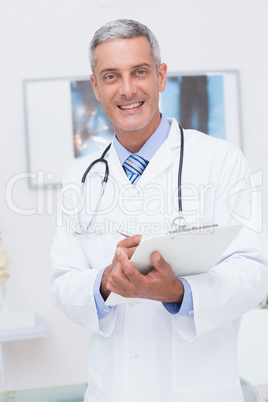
[105, 224, 242, 306]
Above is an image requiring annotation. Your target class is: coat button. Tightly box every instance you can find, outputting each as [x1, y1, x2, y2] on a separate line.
[127, 353, 137, 361]
[189, 310, 194, 315]
[129, 302, 138, 308]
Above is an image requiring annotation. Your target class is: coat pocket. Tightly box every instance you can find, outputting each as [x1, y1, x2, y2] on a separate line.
[171, 324, 240, 394]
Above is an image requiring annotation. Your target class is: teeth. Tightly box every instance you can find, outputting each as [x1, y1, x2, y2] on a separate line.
[119, 102, 143, 110]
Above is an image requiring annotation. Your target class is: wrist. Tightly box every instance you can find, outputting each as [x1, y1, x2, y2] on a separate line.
[170, 278, 184, 303]
[100, 265, 112, 301]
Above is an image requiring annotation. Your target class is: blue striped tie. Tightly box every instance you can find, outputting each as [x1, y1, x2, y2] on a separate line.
[123, 154, 149, 185]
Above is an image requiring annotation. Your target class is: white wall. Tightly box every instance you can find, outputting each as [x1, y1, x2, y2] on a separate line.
[0, 0, 267, 391]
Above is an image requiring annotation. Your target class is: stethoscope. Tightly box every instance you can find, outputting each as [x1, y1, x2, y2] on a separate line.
[76, 124, 185, 235]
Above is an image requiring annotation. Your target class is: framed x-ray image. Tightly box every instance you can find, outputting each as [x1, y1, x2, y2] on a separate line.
[70, 80, 114, 159]
[160, 71, 242, 147]
[23, 70, 242, 186]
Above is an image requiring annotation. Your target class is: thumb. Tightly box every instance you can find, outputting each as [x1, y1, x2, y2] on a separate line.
[151, 251, 169, 272]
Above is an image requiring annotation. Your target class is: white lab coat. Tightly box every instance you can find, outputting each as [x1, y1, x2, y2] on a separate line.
[51, 118, 268, 402]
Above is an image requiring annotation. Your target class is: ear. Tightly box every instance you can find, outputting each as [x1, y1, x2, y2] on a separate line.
[158, 63, 167, 93]
[90, 74, 101, 102]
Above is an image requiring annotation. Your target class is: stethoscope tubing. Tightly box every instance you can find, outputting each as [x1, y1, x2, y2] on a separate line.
[81, 143, 111, 185]
[78, 124, 184, 234]
[177, 124, 184, 214]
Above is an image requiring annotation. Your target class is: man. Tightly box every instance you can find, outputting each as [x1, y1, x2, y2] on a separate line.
[51, 19, 268, 402]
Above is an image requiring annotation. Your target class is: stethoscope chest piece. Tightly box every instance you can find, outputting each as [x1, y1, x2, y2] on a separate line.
[170, 214, 187, 233]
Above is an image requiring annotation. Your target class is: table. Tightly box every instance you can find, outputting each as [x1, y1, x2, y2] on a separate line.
[0, 316, 47, 390]
[0, 380, 259, 402]
[0, 383, 87, 401]
[237, 308, 268, 386]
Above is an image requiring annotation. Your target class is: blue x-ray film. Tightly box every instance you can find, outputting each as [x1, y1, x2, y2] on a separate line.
[161, 75, 225, 140]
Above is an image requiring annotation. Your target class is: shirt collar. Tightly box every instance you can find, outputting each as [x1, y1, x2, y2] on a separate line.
[113, 115, 171, 165]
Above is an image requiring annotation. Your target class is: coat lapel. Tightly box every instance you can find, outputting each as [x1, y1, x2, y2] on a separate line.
[137, 119, 182, 187]
[106, 118, 182, 188]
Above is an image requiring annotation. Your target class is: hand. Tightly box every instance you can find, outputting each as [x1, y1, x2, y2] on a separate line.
[100, 235, 142, 300]
[106, 247, 184, 303]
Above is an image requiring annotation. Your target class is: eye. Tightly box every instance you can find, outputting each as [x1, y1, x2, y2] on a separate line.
[104, 74, 116, 81]
[135, 69, 147, 76]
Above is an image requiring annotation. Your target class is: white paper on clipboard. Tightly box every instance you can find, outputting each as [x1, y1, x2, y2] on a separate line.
[105, 224, 242, 306]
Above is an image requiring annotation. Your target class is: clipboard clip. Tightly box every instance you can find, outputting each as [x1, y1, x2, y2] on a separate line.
[168, 224, 219, 235]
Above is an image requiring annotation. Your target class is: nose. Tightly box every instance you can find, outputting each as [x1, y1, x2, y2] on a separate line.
[118, 75, 136, 98]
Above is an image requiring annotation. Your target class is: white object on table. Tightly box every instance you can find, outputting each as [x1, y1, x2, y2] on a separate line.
[237, 308, 268, 387]
[0, 315, 47, 390]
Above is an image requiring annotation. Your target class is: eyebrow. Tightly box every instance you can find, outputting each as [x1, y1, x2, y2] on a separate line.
[99, 63, 152, 75]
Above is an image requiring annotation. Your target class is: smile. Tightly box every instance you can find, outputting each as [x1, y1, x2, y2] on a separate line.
[117, 102, 144, 110]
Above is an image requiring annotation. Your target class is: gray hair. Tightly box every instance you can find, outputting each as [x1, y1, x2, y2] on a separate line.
[89, 19, 161, 73]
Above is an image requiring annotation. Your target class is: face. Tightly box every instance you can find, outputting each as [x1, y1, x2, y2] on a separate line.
[90, 37, 167, 147]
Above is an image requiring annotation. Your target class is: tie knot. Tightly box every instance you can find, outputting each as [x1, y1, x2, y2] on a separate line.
[123, 154, 149, 185]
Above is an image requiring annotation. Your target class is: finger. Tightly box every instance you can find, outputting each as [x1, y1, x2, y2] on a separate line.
[107, 264, 135, 297]
[123, 245, 139, 260]
[106, 275, 130, 297]
[116, 247, 145, 285]
[151, 251, 172, 273]
[106, 277, 130, 297]
[111, 245, 138, 270]
[109, 261, 130, 286]
[118, 234, 142, 248]
[115, 235, 142, 261]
